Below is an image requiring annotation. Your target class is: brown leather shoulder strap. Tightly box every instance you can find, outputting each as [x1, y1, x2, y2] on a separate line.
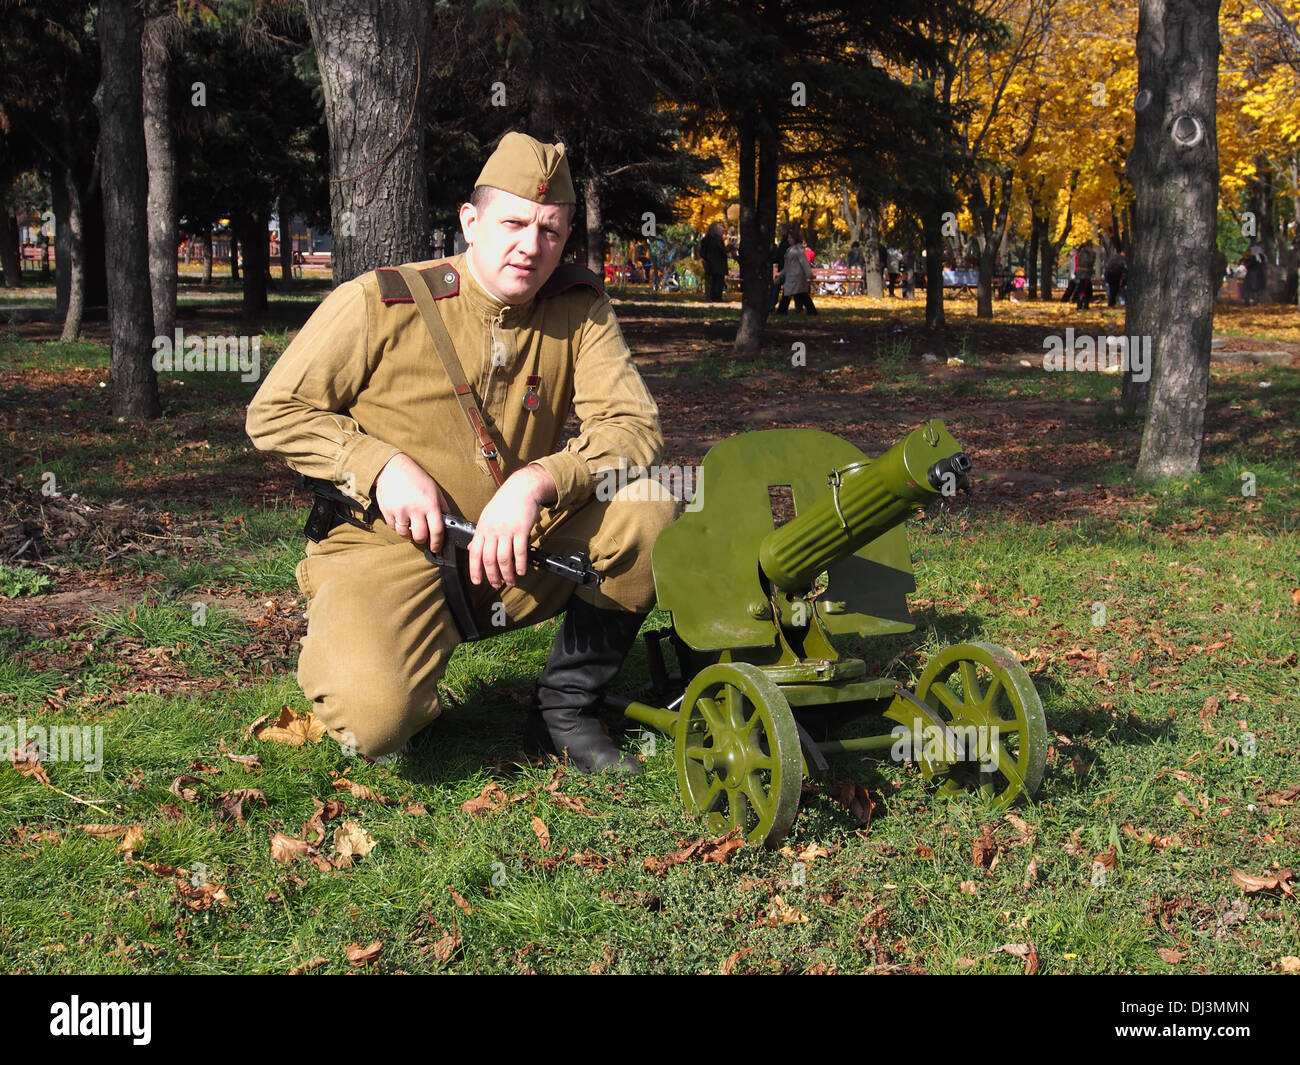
[394, 264, 506, 488]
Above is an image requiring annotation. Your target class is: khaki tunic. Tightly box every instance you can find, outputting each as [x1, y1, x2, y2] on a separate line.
[245, 255, 676, 756]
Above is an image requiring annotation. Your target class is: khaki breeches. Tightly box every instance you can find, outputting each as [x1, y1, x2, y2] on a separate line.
[294, 480, 678, 757]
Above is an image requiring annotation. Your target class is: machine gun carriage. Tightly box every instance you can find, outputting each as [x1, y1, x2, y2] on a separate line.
[607, 420, 1048, 847]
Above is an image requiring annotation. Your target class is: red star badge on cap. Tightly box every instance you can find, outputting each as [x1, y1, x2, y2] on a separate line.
[537, 183, 549, 195]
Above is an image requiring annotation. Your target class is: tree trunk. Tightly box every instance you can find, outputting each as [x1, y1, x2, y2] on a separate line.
[237, 211, 268, 317]
[278, 198, 294, 280]
[1027, 212, 1041, 298]
[922, 203, 946, 330]
[734, 119, 763, 355]
[143, 3, 177, 341]
[861, 205, 883, 297]
[1130, 0, 1221, 480]
[583, 167, 604, 277]
[976, 234, 996, 318]
[1, 214, 20, 289]
[304, 0, 432, 284]
[58, 166, 87, 342]
[97, 0, 160, 419]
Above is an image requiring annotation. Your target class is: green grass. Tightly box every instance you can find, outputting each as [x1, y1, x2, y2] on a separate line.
[0, 564, 53, 598]
[1, 305, 1297, 975]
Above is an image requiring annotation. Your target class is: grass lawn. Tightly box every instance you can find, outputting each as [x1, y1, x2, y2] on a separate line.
[1, 287, 1297, 974]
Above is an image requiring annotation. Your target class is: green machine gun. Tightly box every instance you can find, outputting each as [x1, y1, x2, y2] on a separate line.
[609, 420, 1048, 847]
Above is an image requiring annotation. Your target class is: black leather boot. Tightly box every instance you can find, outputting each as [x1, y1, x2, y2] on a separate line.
[525, 596, 646, 775]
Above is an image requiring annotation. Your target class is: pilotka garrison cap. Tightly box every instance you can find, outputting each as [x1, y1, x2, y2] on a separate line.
[474, 131, 576, 205]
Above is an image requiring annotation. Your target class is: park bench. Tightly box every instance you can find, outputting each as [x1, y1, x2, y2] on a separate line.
[812, 266, 863, 295]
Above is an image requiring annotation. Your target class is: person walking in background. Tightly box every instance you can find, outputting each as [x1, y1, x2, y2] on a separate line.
[1074, 239, 1097, 309]
[845, 241, 866, 294]
[900, 248, 915, 298]
[699, 222, 728, 302]
[1104, 249, 1127, 307]
[886, 246, 902, 296]
[770, 223, 790, 310]
[1242, 243, 1266, 306]
[776, 230, 817, 315]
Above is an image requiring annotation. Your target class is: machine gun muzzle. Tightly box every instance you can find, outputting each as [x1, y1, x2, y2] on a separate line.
[757, 420, 970, 594]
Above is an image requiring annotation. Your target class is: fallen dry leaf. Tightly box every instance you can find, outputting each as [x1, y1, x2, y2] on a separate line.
[766, 895, 808, 925]
[549, 793, 591, 815]
[1004, 812, 1036, 846]
[331, 820, 377, 867]
[303, 797, 348, 844]
[117, 824, 145, 853]
[1157, 948, 1186, 965]
[346, 940, 382, 968]
[135, 858, 187, 879]
[720, 947, 754, 974]
[331, 778, 393, 804]
[644, 831, 744, 876]
[1023, 855, 1040, 886]
[168, 775, 203, 803]
[431, 924, 461, 965]
[288, 957, 329, 975]
[1276, 956, 1300, 973]
[214, 788, 267, 825]
[1215, 898, 1250, 938]
[223, 751, 263, 773]
[1094, 846, 1117, 870]
[76, 824, 130, 839]
[530, 817, 551, 850]
[959, 880, 979, 895]
[9, 741, 50, 784]
[972, 825, 998, 867]
[779, 842, 834, 862]
[992, 941, 1039, 974]
[1199, 696, 1220, 731]
[404, 802, 427, 816]
[1260, 786, 1300, 807]
[252, 706, 327, 747]
[832, 780, 874, 827]
[459, 782, 508, 818]
[270, 832, 314, 865]
[174, 880, 232, 910]
[1232, 868, 1294, 896]
[1123, 824, 1181, 850]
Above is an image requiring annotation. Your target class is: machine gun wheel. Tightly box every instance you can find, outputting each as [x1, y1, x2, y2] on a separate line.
[911, 641, 1047, 809]
[675, 662, 803, 847]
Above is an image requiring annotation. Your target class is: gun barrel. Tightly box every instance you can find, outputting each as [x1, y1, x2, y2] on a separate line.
[757, 420, 968, 594]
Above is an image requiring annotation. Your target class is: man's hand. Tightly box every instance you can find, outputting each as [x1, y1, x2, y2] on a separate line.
[470, 463, 558, 589]
[373, 453, 448, 552]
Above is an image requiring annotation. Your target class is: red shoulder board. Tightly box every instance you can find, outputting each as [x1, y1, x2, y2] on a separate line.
[537, 263, 605, 299]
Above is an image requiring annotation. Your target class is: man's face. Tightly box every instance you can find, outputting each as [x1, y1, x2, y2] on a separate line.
[459, 189, 571, 304]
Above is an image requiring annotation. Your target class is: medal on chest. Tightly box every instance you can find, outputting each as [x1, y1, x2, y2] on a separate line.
[522, 374, 541, 412]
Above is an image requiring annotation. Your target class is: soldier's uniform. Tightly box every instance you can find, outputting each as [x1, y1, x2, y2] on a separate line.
[246, 133, 676, 765]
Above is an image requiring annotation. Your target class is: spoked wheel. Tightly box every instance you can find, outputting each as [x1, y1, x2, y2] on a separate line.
[674, 662, 803, 847]
[910, 641, 1047, 809]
